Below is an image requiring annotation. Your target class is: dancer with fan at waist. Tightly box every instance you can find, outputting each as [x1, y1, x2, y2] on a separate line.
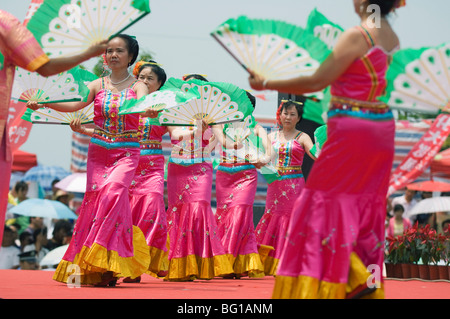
[254, 100, 315, 277]
[211, 92, 268, 279]
[0, 9, 108, 245]
[28, 34, 158, 287]
[249, 0, 403, 298]
[70, 60, 170, 282]
[164, 74, 234, 281]
[125, 60, 170, 281]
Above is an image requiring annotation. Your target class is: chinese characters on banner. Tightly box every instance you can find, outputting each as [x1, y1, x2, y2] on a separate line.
[388, 114, 450, 196]
[7, 0, 44, 152]
[8, 100, 32, 152]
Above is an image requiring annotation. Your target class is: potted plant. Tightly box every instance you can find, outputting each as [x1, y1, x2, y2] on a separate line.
[385, 232, 414, 278]
[385, 235, 403, 278]
[403, 223, 422, 278]
[416, 224, 436, 280]
[386, 222, 450, 280]
[435, 228, 450, 280]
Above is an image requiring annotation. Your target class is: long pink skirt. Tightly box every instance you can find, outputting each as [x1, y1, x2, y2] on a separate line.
[166, 161, 233, 280]
[255, 176, 305, 276]
[129, 155, 168, 276]
[273, 115, 395, 299]
[215, 164, 264, 277]
[53, 142, 150, 285]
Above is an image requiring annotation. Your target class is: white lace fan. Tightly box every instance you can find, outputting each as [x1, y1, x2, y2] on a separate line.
[26, 0, 151, 58]
[12, 66, 90, 104]
[210, 16, 330, 81]
[380, 43, 450, 114]
[158, 77, 254, 126]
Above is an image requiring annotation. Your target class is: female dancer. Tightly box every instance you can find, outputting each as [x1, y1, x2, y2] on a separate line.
[254, 100, 315, 276]
[249, 0, 402, 298]
[126, 60, 169, 281]
[164, 76, 233, 281]
[29, 34, 155, 286]
[212, 92, 267, 279]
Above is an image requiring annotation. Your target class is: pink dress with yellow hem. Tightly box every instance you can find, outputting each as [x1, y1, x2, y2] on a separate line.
[129, 120, 168, 276]
[165, 128, 233, 280]
[255, 131, 306, 276]
[215, 146, 265, 277]
[53, 78, 150, 285]
[272, 26, 396, 299]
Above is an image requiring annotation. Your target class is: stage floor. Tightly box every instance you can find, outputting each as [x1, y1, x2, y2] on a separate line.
[0, 270, 449, 300]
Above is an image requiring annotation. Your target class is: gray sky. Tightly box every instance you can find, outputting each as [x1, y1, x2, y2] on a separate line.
[3, 0, 450, 170]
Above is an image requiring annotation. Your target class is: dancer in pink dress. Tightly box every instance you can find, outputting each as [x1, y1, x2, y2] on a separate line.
[249, 0, 403, 298]
[0, 9, 107, 245]
[213, 93, 266, 278]
[165, 76, 233, 281]
[29, 35, 157, 286]
[126, 61, 169, 281]
[254, 101, 314, 276]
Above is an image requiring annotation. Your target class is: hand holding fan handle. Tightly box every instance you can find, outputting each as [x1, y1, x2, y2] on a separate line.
[248, 69, 268, 91]
[141, 108, 161, 118]
[70, 118, 93, 136]
[248, 69, 321, 102]
[26, 101, 42, 111]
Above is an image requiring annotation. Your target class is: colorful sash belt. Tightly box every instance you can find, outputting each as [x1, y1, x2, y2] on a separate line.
[276, 166, 303, 180]
[91, 129, 140, 149]
[140, 140, 163, 155]
[328, 96, 393, 120]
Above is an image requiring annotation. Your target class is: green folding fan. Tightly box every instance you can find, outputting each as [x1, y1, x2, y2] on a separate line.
[305, 8, 344, 50]
[302, 9, 342, 124]
[118, 87, 201, 115]
[222, 116, 279, 184]
[157, 77, 254, 126]
[380, 43, 450, 115]
[12, 66, 91, 104]
[302, 86, 331, 125]
[310, 124, 327, 158]
[211, 16, 330, 82]
[26, 0, 151, 58]
[20, 67, 98, 125]
[224, 113, 255, 144]
[22, 101, 94, 125]
[223, 115, 262, 163]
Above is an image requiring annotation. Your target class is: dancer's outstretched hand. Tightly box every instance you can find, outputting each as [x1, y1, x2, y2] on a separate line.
[26, 100, 42, 111]
[248, 69, 266, 91]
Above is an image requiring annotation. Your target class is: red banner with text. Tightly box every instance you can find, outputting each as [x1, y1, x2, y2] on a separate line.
[388, 114, 450, 196]
[7, 0, 44, 152]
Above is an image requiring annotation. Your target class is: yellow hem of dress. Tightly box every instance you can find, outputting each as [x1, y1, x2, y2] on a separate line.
[166, 254, 234, 281]
[346, 252, 385, 299]
[226, 253, 265, 277]
[272, 252, 385, 299]
[146, 245, 169, 277]
[257, 244, 276, 276]
[53, 226, 150, 285]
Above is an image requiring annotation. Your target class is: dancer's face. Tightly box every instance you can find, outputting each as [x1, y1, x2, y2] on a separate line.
[138, 67, 162, 93]
[105, 37, 132, 70]
[280, 105, 300, 130]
